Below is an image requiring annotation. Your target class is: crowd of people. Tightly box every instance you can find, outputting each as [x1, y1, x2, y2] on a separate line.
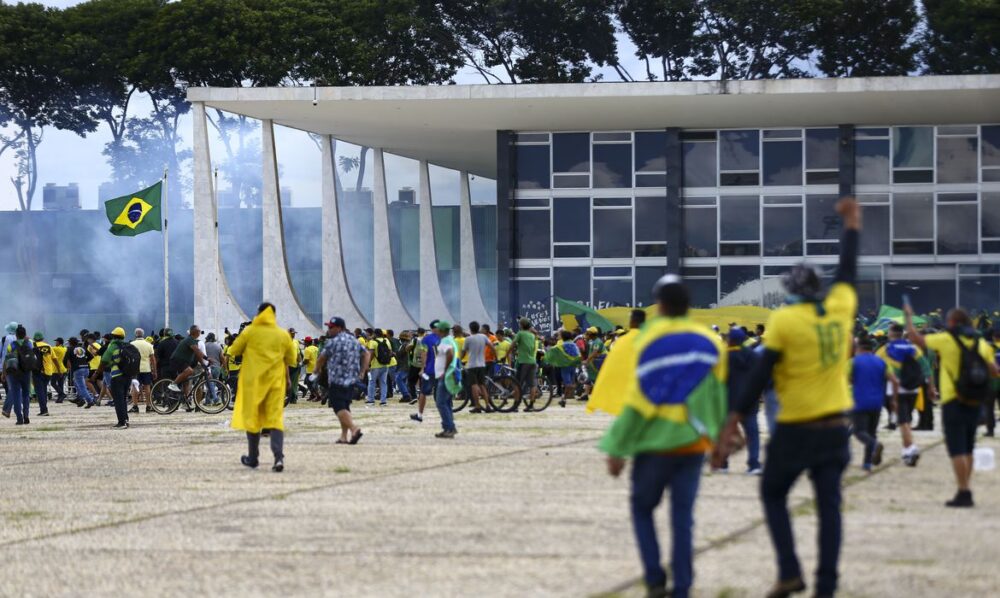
[4, 197, 1000, 597]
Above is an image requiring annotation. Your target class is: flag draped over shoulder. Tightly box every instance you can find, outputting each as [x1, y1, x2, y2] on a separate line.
[543, 343, 581, 368]
[555, 297, 616, 332]
[597, 317, 728, 458]
[104, 181, 162, 237]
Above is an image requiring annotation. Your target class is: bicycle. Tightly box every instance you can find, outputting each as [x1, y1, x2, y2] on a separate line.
[486, 364, 553, 413]
[150, 368, 231, 414]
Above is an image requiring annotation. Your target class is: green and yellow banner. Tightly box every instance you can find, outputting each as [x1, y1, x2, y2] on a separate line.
[104, 181, 162, 237]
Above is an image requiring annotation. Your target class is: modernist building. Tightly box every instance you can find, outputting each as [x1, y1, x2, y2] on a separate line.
[187, 75, 1000, 334]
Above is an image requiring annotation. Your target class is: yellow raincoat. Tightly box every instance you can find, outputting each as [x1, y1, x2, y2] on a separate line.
[229, 307, 297, 433]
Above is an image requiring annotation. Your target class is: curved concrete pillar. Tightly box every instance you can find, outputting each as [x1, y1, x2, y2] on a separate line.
[193, 101, 248, 335]
[321, 136, 370, 329]
[372, 148, 418, 330]
[418, 160, 456, 327]
[261, 119, 321, 336]
[459, 171, 494, 327]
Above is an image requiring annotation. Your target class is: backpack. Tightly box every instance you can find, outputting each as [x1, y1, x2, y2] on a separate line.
[16, 341, 38, 373]
[117, 342, 141, 377]
[32, 344, 49, 372]
[898, 354, 924, 391]
[374, 339, 393, 365]
[950, 332, 992, 404]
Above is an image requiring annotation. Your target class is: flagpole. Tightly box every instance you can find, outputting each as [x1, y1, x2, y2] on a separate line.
[162, 167, 170, 330]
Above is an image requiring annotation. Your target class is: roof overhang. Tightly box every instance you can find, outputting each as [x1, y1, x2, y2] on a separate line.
[187, 75, 1000, 179]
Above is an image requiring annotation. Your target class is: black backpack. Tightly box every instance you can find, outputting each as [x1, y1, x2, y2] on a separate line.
[16, 341, 38, 373]
[898, 354, 924, 390]
[374, 339, 393, 366]
[951, 332, 992, 404]
[117, 342, 141, 377]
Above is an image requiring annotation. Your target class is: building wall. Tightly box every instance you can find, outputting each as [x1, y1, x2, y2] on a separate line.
[504, 125, 1000, 328]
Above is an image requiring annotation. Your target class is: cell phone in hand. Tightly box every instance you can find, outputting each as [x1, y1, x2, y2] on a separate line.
[902, 294, 912, 310]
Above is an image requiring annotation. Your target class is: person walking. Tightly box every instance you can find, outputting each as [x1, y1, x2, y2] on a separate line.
[461, 321, 493, 413]
[130, 328, 156, 413]
[2, 325, 35, 425]
[31, 332, 57, 417]
[876, 323, 932, 465]
[513, 319, 539, 411]
[286, 328, 303, 405]
[366, 329, 394, 407]
[66, 337, 95, 408]
[431, 320, 460, 438]
[51, 337, 68, 404]
[718, 327, 761, 475]
[312, 317, 368, 445]
[411, 322, 440, 423]
[600, 275, 727, 598]
[716, 197, 861, 598]
[95, 327, 130, 429]
[393, 331, 413, 404]
[229, 303, 298, 472]
[851, 336, 892, 472]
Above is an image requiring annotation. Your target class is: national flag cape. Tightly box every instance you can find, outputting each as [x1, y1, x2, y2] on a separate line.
[597, 317, 728, 458]
[555, 297, 615, 332]
[543, 343, 582, 368]
[587, 329, 639, 415]
[104, 181, 162, 237]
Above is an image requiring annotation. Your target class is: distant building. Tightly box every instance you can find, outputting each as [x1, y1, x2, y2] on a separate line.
[396, 187, 415, 204]
[42, 183, 80, 210]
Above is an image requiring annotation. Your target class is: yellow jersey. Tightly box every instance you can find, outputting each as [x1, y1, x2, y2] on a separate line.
[303, 345, 319, 374]
[764, 282, 857, 423]
[495, 339, 512, 363]
[224, 345, 242, 372]
[52, 345, 67, 374]
[925, 332, 995, 404]
[367, 338, 395, 368]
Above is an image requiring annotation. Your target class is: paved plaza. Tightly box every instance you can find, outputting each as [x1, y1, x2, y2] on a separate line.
[2, 399, 999, 597]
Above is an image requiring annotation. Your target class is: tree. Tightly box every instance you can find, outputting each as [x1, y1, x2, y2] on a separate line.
[616, 0, 708, 81]
[922, 0, 1000, 74]
[441, 0, 623, 83]
[809, 0, 919, 77]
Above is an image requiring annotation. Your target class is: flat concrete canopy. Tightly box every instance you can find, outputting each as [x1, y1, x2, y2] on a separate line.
[188, 75, 1000, 178]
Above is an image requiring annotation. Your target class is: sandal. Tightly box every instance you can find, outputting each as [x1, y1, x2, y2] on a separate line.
[335, 439, 349, 444]
[349, 429, 364, 445]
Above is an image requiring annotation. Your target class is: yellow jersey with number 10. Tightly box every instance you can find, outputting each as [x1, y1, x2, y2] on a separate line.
[764, 282, 857, 423]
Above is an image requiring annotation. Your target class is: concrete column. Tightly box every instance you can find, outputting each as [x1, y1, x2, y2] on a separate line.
[372, 148, 418, 330]
[192, 101, 247, 335]
[458, 171, 493, 327]
[321, 135, 370, 329]
[418, 160, 455, 327]
[261, 119, 320, 336]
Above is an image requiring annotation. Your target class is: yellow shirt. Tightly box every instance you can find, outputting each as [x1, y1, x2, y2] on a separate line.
[764, 282, 856, 423]
[455, 336, 468, 365]
[88, 342, 102, 370]
[303, 345, 319, 374]
[925, 332, 995, 404]
[224, 345, 241, 372]
[52, 345, 67, 374]
[367, 338, 395, 368]
[495, 339, 512, 363]
[35, 341, 58, 376]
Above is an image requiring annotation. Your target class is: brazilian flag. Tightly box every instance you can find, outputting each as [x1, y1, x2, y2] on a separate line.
[104, 182, 162, 237]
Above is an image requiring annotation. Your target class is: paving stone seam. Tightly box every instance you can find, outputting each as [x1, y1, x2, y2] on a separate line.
[594, 437, 947, 597]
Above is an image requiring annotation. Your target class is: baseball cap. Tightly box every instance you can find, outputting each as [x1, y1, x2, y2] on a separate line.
[729, 328, 747, 344]
[304, 336, 313, 342]
[586, 326, 599, 334]
[325, 317, 347, 329]
[434, 320, 451, 331]
[111, 327, 126, 338]
[32, 331, 43, 341]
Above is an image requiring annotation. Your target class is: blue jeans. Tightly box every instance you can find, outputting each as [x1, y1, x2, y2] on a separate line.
[5, 373, 31, 422]
[743, 411, 761, 470]
[630, 453, 704, 597]
[393, 367, 410, 400]
[764, 388, 779, 435]
[434, 377, 456, 432]
[73, 368, 94, 405]
[31, 372, 49, 413]
[762, 424, 850, 596]
[367, 367, 388, 405]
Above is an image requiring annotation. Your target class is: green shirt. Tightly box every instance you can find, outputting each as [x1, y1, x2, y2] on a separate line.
[513, 330, 537, 366]
[170, 336, 198, 366]
[100, 339, 124, 378]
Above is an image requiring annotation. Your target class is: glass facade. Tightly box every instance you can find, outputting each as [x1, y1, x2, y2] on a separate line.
[508, 125, 1000, 326]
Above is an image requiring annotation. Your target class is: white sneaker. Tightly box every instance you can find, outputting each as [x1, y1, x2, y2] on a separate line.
[747, 467, 763, 476]
[167, 383, 181, 392]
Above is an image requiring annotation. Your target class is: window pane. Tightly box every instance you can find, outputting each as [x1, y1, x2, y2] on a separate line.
[763, 140, 803, 186]
[683, 141, 717, 187]
[937, 204, 978, 254]
[515, 145, 550, 189]
[763, 206, 803, 256]
[552, 197, 590, 243]
[636, 243, 667, 257]
[719, 195, 759, 241]
[720, 265, 761, 306]
[635, 131, 667, 172]
[593, 208, 632, 258]
[635, 266, 668, 307]
[806, 128, 839, 170]
[983, 126, 1000, 168]
[960, 277, 1000, 313]
[593, 143, 632, 188]
[937, 136, 978, 184]
[554, 267, 590, 304]
[635, 196, 667, 242]
[983, 193, 1000, 238]
[687, 278, 717, 308]
[884, 276, 954, 315]
[893, 127, 932, 168]
[552, 133, 589, 173]
[855, 139, 889, 184]
[860, 205, 890, 255]
[513, 210, 550, 258]
[554, 245, 589, 258]
[513, 279, 551, 329]
[720, 130, 759, 171]
[683, 207, 717, 257]
[593, 278, 633, 309]
[892, 193, 932, 239]
[806, 194, 841, 240]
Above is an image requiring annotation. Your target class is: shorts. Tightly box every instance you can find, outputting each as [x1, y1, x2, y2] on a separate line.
[560, 366, 577, 386]
[896, 393, 917, 425]
[943, 400, 979, 457]
[328, 384, 355, 413]
[420, 376, 437, 396]
[465, 367, 486, 386]
[102, 371, 112, 387]
[516, 364, 538, 395]
[170, 358, 191, 374]
[136, 372, 153, 386]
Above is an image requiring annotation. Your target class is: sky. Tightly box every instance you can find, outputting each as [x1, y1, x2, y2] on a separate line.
[0, 0, 645, 212]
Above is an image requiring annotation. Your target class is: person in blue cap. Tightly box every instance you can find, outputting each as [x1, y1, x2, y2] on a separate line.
[714, 327, 761, 474]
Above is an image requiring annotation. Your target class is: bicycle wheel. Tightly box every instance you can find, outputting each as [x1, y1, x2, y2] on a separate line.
[149, 379, 181, 414]
[487, 376, 520, 413]
[452, 390, 469, 413]
[194, 378, 231, 414]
